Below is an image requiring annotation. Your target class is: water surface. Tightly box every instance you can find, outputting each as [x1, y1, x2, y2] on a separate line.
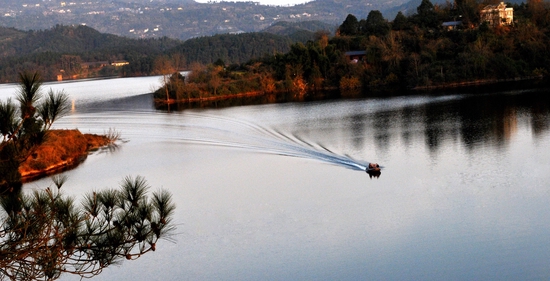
[2, 78, 550, 280]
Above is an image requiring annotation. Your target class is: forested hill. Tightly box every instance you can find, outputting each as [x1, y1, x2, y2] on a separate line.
[168, 20, 337, 65]
[0, 22, 324, 83]
[168, 33, 294, 66]
[0, 25, 179, 58]
[263, 20, 336, 37]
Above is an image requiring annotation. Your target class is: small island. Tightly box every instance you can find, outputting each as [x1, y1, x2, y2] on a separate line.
[0, 71, 119, 189]
[19, 129, 114, 181]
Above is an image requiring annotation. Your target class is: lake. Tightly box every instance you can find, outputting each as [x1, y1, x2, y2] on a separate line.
[2, 77, 550, 280]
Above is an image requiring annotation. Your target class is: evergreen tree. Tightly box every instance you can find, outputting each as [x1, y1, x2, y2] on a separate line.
[339, 14, 360, 36]
[392, 11, 409, 30]
[416, 0, 439, 28]
[364, 10, 390, 37]
[0, 175, 175, 280]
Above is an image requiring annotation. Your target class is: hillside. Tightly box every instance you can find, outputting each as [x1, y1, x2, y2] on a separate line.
[263, 20, 336, 35]
[0, 0, 410, 41]
[0, 22, 329, 82]
[0, 25, 177, 58]
[168, 32, 294, 65]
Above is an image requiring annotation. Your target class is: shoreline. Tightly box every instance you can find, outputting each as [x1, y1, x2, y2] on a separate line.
[154, 90, 268, 104]
[410, 76, 545, 91]
[154, 75, 549, 106]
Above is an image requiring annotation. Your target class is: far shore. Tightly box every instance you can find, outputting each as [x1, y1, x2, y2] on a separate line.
[153, 75, 549, 106]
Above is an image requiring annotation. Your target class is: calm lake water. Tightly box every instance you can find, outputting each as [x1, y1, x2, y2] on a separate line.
[2, 77, 550, 280]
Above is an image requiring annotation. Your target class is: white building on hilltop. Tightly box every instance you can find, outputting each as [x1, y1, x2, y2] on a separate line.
[480, 2, 514, 26]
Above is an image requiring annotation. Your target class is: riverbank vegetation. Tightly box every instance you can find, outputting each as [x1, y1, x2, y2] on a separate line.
[0, 71, 175, 280]
[155, 0, 550, 104]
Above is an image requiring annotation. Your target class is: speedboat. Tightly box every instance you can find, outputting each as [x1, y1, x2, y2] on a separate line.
[366, 163, 380, 172]
[366, 163, 381, 178]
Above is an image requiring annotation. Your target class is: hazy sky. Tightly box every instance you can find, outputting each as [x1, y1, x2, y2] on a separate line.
[194, 0, 313, 6]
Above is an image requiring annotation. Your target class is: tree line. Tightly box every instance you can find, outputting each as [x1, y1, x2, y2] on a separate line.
[268, 0, 550, 92]
[155, 0, 550, 103]
[0, 23, 315, 83]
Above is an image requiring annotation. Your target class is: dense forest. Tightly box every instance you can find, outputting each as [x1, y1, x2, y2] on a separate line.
[154, 0, 550, 103]
[0, 22, 326, 83]
[0, 25, 181, 82]
[167, 33, 294, 66]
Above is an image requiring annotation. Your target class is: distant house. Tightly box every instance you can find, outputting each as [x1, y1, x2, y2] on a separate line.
[480, 2, 513, 26]
[345, 51, 367, 63]
[81, 61, 109, 69]
[442, 21, 462, 31]
[111, 60, 129, 67]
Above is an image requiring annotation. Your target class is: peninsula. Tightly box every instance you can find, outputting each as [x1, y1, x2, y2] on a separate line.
[19, 129, 114, 181]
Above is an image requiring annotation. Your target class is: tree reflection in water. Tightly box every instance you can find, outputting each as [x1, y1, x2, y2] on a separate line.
[0, 175, 175, 281]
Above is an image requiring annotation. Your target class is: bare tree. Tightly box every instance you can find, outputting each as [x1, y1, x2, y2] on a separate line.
[153, 56, 175, 102]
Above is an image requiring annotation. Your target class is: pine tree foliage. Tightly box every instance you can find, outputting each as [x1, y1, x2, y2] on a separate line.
[0, 71, 176, 280]
[0, 72, 69, 190]
[0, 175, 176, 281]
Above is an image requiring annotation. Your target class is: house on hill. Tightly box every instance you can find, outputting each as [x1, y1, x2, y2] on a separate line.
[345, 51, 366, 63]
[442, 21, 462, 31]
[111, 60, 129, 67]
[480, 2, 513, 26]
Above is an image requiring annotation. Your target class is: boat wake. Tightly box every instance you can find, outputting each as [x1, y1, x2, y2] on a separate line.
[177, 113, 376, 172]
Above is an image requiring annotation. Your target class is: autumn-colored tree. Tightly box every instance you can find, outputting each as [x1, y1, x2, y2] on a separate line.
[260, 74, 276, 93]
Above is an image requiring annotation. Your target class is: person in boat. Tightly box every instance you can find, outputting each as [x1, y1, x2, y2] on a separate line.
[367, 163, 380, 172]
[366, 163, 381, 178]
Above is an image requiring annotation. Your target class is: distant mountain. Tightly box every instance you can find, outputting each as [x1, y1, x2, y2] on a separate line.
[0, 0, 411, 41]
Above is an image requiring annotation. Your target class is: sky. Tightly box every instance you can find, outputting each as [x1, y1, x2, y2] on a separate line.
[194, 0, 314, 6]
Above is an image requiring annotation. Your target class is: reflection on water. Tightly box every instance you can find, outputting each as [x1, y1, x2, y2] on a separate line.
[154, 90, 343, 112]
[320, 90, 550, 157]
[4, 77, 549, 281]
